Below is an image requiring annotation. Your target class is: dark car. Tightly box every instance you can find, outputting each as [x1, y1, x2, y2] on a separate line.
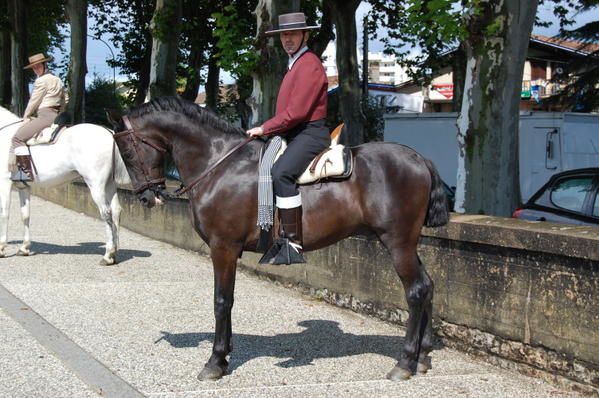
[512, 168, 599, 226]
[443, 181, 455, 212]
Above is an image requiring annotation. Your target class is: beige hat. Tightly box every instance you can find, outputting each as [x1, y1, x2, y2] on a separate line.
[265, 12, 320, 35]
[23, 53, 53, 70]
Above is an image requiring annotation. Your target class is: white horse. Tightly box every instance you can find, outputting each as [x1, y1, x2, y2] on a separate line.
[0, 105, 130, 264]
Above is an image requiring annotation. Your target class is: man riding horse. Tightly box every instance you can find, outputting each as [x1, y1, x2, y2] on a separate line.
[10, 53, 68, 181]
[246, 12, 330, 265]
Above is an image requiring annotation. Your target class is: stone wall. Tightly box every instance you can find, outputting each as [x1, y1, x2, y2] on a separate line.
[32, 182, 598, 390]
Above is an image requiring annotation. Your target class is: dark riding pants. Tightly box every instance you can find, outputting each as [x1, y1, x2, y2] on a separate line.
[272, 119, 330, 207]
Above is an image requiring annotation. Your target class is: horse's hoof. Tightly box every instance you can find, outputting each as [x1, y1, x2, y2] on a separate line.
[417, 356, 431, 374]
[197, 364, 225, 381]
[99, 257, 116, 266]
[386, 366, 412, 381]
[17, 248, 31, 256]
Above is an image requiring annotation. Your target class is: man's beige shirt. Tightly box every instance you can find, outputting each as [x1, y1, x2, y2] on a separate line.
[23, 73, 68, 119]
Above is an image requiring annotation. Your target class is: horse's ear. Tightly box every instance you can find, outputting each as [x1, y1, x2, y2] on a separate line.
[105, 108, 123, 129]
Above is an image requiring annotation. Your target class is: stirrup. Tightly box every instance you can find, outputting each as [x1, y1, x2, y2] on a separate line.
[258, 240, 282, 265]
[11, 168, 33, 182]
[258, 238, 306, 265]
[272, 238, 306, 265]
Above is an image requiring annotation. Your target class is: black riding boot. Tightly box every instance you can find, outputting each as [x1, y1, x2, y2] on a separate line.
[275, 206, 306, 265]
[258, 206, 306, 265]
[11, 154, 34, 182]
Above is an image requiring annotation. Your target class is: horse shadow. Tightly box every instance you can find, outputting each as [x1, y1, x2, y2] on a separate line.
[11, 241, 151, 263]
[156, 319, 413, 373]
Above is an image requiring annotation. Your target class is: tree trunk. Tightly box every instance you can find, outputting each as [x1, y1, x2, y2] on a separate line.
[134, 39, 152, 105]
[451, 41, 467, 112]
[146, 0, 182, 100]
[66, 0, 88, 123]
[328, 0, 364, 146]
[309, 1, 334, 58]
[0, 30, 11, 107]
[205, 51, 220, 111]
[455, 0, 538, 216]
[9, 0, 27, 115]
[250, 0, 299, 126]
[181, 47, 204, 101]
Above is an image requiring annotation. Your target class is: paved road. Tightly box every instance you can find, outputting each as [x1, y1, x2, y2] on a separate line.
[0, 193, 582, 398]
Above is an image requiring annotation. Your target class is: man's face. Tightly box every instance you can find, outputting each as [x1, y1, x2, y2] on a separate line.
[32, 63, 45, 77]
[280, 30, 308, 56]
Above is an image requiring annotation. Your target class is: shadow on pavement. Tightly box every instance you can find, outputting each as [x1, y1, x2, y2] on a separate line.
[22, 241, 152, 263]
[156, 319, 406, 372]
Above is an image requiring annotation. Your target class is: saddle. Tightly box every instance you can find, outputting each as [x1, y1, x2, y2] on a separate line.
[275, 123, 353, 184]
[26, 112, 71, 146]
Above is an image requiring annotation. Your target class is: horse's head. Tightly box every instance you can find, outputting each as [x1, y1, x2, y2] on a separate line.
[107, 109, 168, 208]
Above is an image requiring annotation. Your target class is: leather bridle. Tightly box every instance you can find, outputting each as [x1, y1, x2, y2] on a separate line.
[113, 115, 168, 195]
[113, 115, 256, 198]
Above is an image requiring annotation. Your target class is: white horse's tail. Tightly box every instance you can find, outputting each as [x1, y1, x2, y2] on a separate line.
[112, 142, 131, 186]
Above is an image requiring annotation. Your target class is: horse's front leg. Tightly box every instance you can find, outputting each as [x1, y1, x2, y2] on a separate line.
[87, 182, 116, 265]
[0, 180, 12, 257]
[16, 187, 31, 256]
[198, 242, 240, 381]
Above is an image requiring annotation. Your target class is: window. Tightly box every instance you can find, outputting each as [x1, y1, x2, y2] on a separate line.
[593, 191, 599, 217]
[550, 177, 593, 213]
[530, 60, 546, 80]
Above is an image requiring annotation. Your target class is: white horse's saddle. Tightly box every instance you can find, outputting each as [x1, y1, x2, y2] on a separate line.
[275, 123, 353, 184]
[26, 124, 67, 146]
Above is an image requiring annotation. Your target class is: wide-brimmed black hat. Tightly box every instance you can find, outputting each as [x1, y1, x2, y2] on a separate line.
[265, 12, 320, 35]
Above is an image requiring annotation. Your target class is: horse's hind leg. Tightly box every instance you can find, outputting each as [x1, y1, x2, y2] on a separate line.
[88, 181, 117, 265]
[108, 182, 121, 259]
[16, 188, 31, 256]
[415, 258, 434, 374]
[383, 240, 434, 381]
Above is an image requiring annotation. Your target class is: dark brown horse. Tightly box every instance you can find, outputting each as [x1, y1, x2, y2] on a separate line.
[109, 97, 449, 381]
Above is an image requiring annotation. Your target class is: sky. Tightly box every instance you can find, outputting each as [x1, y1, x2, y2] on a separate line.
[63, 3, 598, 88]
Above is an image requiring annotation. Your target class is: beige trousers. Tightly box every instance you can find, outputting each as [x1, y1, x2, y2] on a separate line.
[11, 107, 58, 152]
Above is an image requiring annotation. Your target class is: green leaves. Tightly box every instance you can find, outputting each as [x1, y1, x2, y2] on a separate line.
[211, 4, 258, 79]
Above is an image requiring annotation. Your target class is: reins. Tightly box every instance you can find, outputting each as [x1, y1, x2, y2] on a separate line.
[0, 119, 24, 132]
[174, 135, 255, 196]
[114, 115, 255, 197]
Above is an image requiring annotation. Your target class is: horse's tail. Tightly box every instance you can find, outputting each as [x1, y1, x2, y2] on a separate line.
[424, 158, 450, 227]
[112, 141, 131, 186]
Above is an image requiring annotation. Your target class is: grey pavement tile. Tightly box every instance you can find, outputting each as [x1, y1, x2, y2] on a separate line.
[0, 309, 99, 398]
[0, 192, 585, 397]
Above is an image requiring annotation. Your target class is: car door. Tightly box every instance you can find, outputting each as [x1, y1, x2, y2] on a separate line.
[545, 175, 598, 225]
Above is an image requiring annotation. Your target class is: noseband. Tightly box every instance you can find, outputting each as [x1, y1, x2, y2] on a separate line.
[113, 115, 168, 195]
[113, 115, 255, 198]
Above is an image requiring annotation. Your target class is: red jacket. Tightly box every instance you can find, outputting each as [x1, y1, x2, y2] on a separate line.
[262, 50, 328, 135]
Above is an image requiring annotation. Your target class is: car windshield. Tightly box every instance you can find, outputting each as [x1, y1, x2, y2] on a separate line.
[550, 177, 593, 213]
[594, 192, 599, 217]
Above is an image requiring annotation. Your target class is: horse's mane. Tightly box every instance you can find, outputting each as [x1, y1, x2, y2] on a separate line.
[129, 96, 245, 137]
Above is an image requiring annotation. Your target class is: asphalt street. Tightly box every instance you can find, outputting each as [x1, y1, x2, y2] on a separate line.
[0, 192, 583, 397]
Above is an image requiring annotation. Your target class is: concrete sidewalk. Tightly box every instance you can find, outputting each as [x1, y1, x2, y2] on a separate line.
[0, 193, 582, 397]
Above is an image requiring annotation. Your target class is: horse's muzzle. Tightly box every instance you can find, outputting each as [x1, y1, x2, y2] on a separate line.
[137, 189, 161, 208]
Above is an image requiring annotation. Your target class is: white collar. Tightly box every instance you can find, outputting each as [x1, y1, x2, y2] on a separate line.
[288, 46, 309, 70]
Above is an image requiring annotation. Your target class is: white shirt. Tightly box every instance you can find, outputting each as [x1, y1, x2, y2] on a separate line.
[288, 45, 309, 70]
[23, 72, 68, 119]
